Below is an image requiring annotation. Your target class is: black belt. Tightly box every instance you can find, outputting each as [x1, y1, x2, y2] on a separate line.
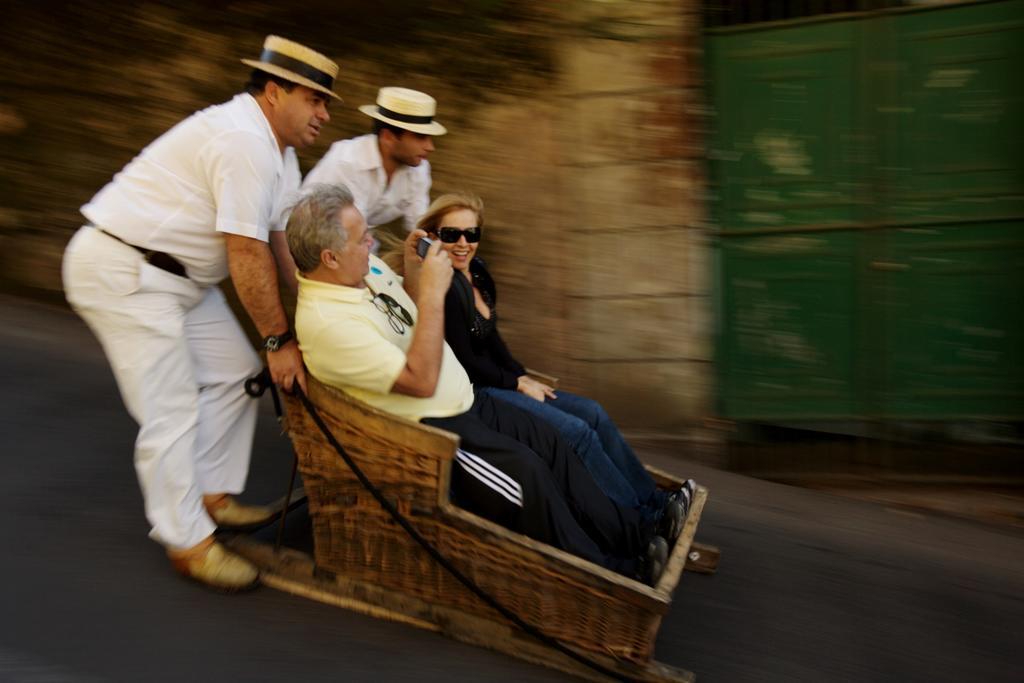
[97, 229, 188, 279]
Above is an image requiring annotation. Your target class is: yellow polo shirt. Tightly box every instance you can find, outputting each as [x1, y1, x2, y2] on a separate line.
[295, 255, 475, 422]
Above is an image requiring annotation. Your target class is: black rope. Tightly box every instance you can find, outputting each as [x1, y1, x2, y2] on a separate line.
[244, 370, 296, 551]
[269, 376, 636, 683]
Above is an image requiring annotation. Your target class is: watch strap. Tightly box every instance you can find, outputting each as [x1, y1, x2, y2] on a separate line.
[262, 330, 294, 351]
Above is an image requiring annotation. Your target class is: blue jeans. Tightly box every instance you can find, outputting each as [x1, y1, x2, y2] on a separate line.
[479, 387, 664, 519]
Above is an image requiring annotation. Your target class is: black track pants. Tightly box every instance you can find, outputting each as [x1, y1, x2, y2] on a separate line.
[423, 392, 652, 576]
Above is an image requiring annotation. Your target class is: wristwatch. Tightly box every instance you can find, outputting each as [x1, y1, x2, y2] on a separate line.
[262, 330, 293, 352]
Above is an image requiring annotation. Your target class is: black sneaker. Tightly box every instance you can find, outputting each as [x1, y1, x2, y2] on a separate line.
[657, 495, 685, 544]
[675, 478, 697, 517]
[638, 535, 669, 587]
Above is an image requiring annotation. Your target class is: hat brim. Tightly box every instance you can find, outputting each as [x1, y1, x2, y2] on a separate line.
[241, 59, 342, 101]
[358, 104, 447, 136]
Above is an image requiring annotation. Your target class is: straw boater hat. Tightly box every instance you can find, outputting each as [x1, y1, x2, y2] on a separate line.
[241, 35, 342, 101]
[359, 87, 447, 136]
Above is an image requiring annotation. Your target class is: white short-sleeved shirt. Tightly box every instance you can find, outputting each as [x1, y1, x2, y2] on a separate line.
[81, 93, 290, 286]
[296, 255, 474, 422]
[301, 133, 431, 232]
[271, 146, 302, 232]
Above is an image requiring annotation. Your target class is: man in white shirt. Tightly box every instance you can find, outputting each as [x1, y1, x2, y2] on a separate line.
[302, 87, 446, 233]
[269, 146, 303, 292]
[62, 35, 341, 591]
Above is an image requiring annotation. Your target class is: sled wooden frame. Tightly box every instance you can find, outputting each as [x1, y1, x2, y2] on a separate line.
[227, 376, 719, 682]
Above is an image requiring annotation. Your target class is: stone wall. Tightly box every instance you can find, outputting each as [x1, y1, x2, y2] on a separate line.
[552, 2, 711, 434]
[0, 0, 712, 436]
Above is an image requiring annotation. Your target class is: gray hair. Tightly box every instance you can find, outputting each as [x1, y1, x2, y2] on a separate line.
[286, 183, 356, 273]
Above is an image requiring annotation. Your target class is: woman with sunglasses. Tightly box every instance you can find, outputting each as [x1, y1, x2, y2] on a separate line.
[417, 193, 694, 537]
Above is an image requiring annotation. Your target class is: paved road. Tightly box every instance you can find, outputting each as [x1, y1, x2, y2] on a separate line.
[2, 294, 1022, 682]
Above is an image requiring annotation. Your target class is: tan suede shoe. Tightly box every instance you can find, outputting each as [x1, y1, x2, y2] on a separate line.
[168, 541, 259, 592]
[203, 494, 275, 529]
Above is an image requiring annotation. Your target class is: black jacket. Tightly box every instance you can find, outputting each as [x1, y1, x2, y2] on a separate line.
[443, 257, 525, 390]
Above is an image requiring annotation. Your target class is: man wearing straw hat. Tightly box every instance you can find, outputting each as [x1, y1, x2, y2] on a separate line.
[62, 36, 341, 591]
[303, 86, 446, 233]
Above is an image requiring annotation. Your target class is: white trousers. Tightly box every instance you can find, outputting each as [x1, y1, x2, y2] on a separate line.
[62, 226, 262, 550]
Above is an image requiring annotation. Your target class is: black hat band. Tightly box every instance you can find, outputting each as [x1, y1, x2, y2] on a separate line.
[258, 49, 334, 90]
[377, 105, 434, 125]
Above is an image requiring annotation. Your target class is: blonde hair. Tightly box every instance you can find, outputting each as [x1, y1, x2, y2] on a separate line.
[381, 192, 486, 275]
[417, 192, 485, 234]
[376, 229, 407, 274]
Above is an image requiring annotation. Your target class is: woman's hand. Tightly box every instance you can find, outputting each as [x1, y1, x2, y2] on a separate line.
[517, 375, 557, 402]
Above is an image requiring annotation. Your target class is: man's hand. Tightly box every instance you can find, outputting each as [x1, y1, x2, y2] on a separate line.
[391, 239, 452, 398]
[268, 341, 306, 394]
[402, 229, 429, 300]
[418, 239, 453, 303]
[404, 228, 429, 262]
[517, 375, 557, 403]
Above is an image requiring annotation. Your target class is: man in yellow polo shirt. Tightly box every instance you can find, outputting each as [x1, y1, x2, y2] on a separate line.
[288, 184, 669, 585]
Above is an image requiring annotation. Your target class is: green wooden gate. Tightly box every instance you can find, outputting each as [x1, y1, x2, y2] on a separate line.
[708, 0, 1024, 423]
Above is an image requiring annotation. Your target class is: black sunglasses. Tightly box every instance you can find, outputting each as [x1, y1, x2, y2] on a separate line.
[432, 226, 482, 244]
[371, 292, 414, 334]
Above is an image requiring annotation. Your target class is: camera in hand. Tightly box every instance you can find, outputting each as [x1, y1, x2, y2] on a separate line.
[416, 236, 434, 259]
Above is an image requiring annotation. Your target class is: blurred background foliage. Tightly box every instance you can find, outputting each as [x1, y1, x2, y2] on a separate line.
[0, 0, 560, 291]
[0, 0, 710, 438]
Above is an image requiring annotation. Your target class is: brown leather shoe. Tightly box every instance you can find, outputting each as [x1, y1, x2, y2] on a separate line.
[168, 540, 259, 592]
[203, 494, 275, 529]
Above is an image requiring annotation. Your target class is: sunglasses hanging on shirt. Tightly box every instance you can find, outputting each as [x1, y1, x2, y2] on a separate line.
[365, 281, 415, 334]
[433, 226, 482, 244]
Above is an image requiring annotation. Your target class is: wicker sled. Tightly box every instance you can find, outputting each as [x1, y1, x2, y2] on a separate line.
[227, 376, 718, 682]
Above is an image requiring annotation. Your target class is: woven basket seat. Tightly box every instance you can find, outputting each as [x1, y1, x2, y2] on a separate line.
[235, 375, 712, 682]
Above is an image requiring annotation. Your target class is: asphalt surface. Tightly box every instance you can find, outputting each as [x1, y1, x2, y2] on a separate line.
[2, 293, 1022, 682]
